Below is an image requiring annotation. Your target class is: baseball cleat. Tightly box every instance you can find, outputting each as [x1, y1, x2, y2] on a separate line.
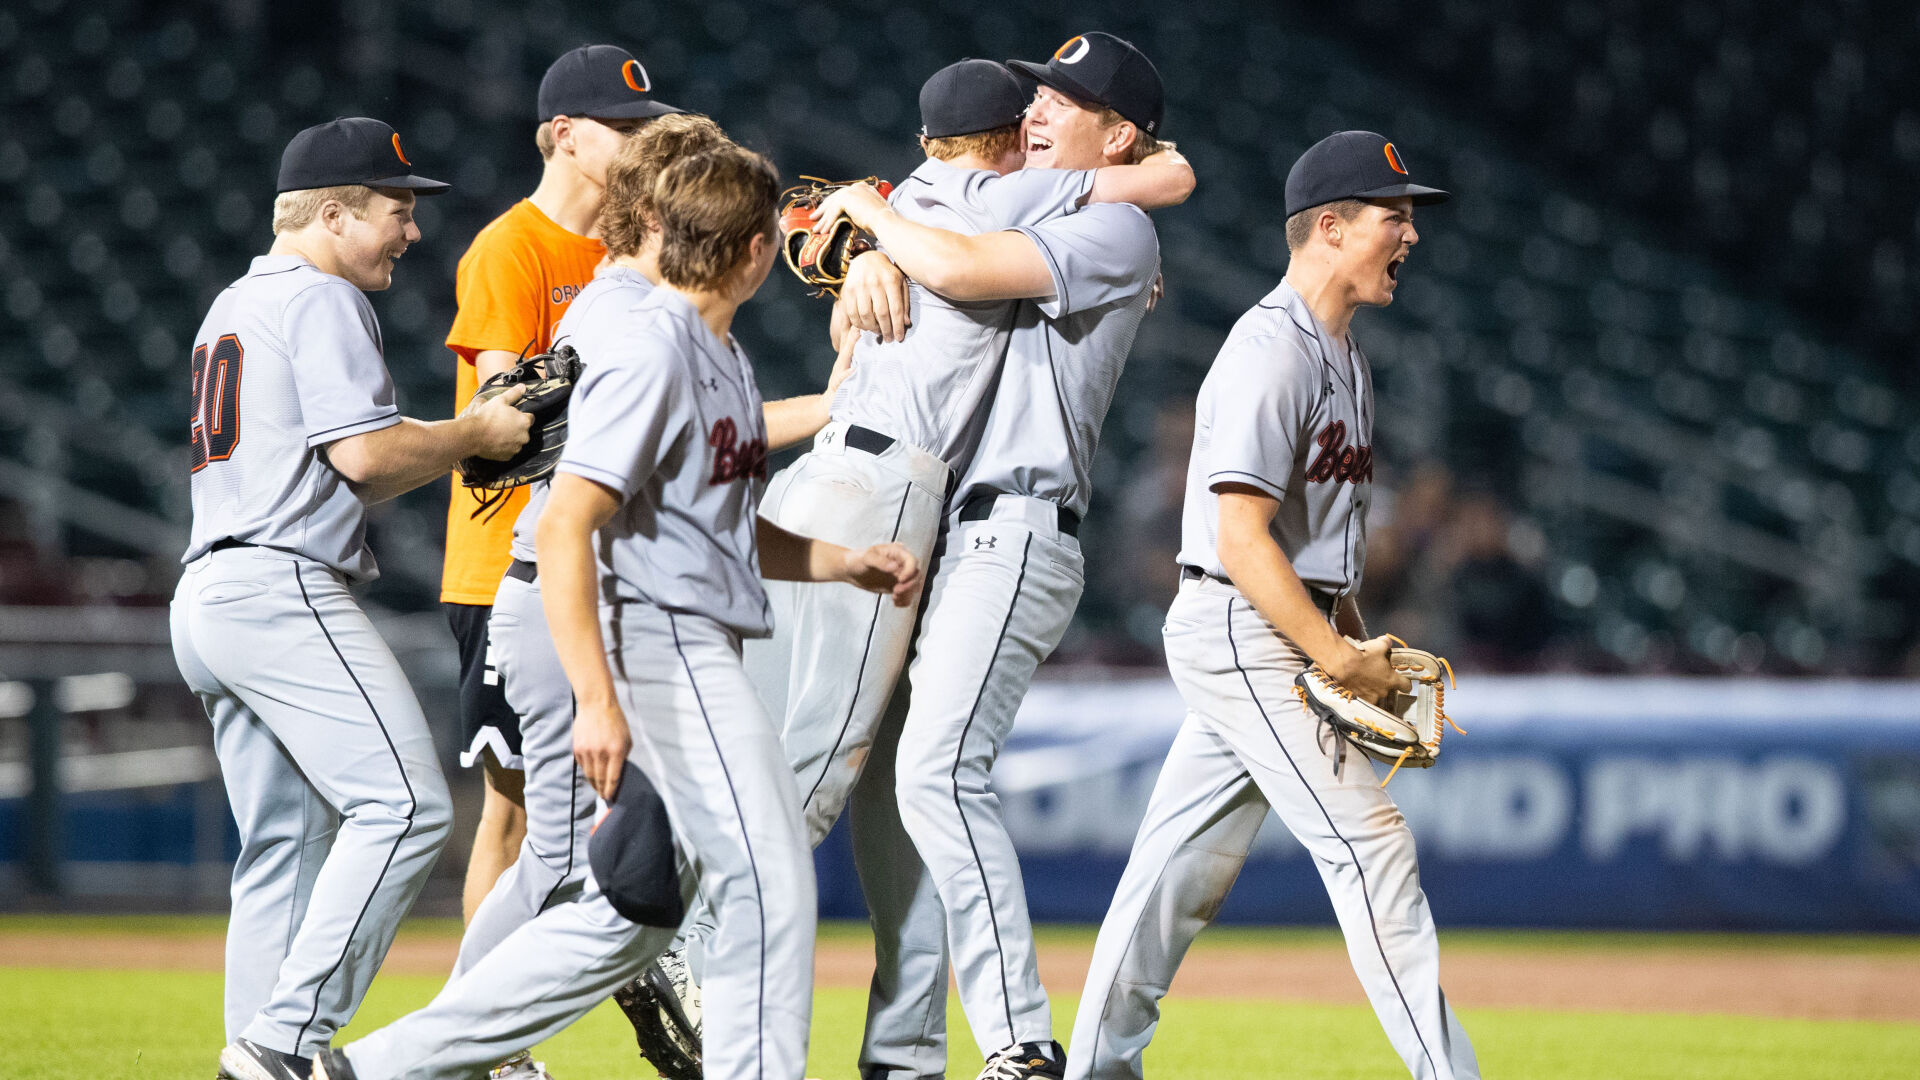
[310, 1049, 356, 1080]
[219, 1039, 314, 1080]
[654, 947, 703, 1032]
[612, 954, 703, 1080]
[488, 1050, 558, 1080]
[974, 1041, 1065, 1080]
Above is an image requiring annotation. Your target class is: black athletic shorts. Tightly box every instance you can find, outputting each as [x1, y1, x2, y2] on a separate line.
[445, 601, 524, 770]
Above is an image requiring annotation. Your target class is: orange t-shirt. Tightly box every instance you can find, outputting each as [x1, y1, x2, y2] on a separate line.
[441, 198, 605, 605]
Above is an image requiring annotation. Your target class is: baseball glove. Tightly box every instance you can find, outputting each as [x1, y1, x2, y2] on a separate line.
[457, 342, 583, 521]
[779, 175, 893, 297]
[1293, 636, 1464, 785]
[613, 951, 702, 1080]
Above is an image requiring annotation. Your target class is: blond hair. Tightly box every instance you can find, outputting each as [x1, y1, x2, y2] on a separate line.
[271, 184, 377, 235]
[655, 146, 780, 291]
[923, 123, 1022, 163]
[599, 114, 731, 258]
[536, 120, 556, 160]
[1097, 107, 1168, 165]
[1285, 198, 1367, 252]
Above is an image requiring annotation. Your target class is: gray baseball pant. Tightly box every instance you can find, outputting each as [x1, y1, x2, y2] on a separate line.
[1066, 576, 1479, 1080]
[170, 546, 452, 1058]
[894, 496, 1084, 1056]
[741, 423, 956, 1080]
[343, 601, 812, 1080]
[751, 421, 950, 841]
[453, 571, 596, 974]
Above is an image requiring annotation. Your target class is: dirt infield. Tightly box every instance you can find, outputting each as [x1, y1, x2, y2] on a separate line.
[6, 923, 1918, 1024]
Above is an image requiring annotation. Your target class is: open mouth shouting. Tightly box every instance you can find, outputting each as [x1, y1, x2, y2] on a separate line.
[1386, 254, 1406, 283]
[1026, 132, 1054, 155]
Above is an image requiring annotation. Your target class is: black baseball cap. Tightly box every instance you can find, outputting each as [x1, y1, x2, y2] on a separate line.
[1006, 32, 1164, 136]
[920, 59, 1029, 138]
[538, 44, 684, 121]
[1285, 131, 1450, 218]
[276, 117, 450, 196]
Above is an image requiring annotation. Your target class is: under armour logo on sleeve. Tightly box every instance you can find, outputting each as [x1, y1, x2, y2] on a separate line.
[973, 535, 997, 550]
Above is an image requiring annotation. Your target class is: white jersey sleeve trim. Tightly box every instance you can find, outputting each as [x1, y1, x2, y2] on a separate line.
[1206, 468, 1286, 502]
[554, 460, 631, 494]
[307, 410, 401, 448]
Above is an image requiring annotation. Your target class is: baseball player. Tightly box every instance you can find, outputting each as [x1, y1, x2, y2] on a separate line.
[441, 43, 682, 925]
[454, 113, 727, 1080]
[689, 55, 1189, 1080]
[169, 118, 531, 1080]
[805, 33, 1169, 1080]
[315, 145, 919, 1080]
[1065, 132, 1480, 1080]
[462, 114, 857, 1080]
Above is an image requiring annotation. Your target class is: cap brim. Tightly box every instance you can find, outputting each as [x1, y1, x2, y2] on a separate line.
[367, 174, 453, 196]
[1004, 60, 1103, 108]
[1354, 182, 1451, 206]
[587, 99, 686, 120]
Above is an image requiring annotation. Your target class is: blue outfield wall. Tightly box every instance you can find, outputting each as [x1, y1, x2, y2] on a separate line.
[815, 676, 1920, 931]
[6, 676, 1919, 928]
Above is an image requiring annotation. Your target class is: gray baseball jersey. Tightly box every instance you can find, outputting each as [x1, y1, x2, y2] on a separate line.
[507, 266, 658, 566]
[955, 202, 1161, 516]
[830, 160, 1094, 469]
[173, 254, 449, 1059]
[1069, 281, 1476, 1080]
[1176, 280, 1373, 598]
[556, 287, 772, 638]
[181, 255, 402, 582]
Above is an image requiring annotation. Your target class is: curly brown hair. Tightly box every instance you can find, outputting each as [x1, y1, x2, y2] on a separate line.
[655, 145, 781, 291]
[598, 114, 731, 259]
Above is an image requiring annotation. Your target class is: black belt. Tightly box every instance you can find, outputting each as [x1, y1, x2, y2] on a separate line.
[209, 538, 253, 553]
[845, 425, 895, 456]
[505, 558, 538, 583]
[843, 424, 959, 499]
[1181, 565, 1337, 614]
[957, 492, 1080, 538]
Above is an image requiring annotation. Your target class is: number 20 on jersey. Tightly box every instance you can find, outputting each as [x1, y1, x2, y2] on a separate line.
[190, 334, 244, 472]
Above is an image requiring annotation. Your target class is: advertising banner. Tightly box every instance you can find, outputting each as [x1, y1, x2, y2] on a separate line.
[816, 676, 1920, 930]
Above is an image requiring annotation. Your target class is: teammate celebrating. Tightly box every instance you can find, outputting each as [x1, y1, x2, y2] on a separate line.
[170, 118, 530, 1080]
[314, 144, 919, 1080]
[1065, 132, 1480, 1080]
[806, 32, 1170, 1080]
[441, 44, 681, 924]
[454, 113, 729, 1080]
[463, 113, 857, 1080]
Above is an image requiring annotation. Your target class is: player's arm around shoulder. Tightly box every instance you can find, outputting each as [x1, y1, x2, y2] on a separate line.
[1083, 144, 1196, 210]
[811, 182, 1055, 303]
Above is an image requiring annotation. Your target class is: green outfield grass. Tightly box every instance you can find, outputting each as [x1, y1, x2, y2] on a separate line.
[3, 919, 1919, 1079]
